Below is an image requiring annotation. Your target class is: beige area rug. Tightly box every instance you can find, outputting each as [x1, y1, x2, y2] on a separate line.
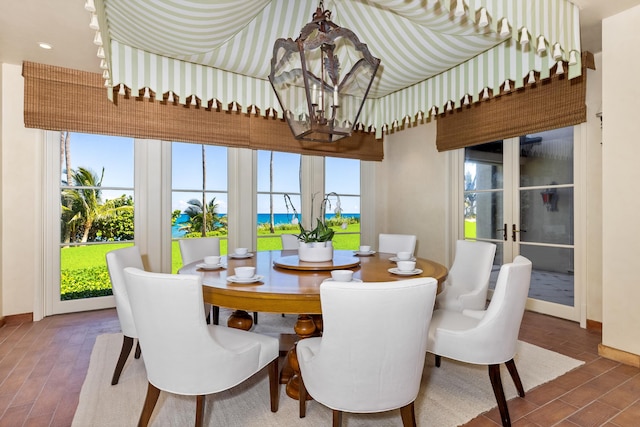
[73, 312, 583, 427]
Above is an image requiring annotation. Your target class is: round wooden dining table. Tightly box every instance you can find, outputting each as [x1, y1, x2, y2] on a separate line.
[179, 249, 448, 400]
[179, 249, 448, 323]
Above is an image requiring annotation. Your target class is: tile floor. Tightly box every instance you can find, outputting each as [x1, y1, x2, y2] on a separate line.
[0, 309, 638, 426]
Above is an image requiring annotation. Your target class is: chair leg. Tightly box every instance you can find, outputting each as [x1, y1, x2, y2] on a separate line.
[268, 358, 280, 413]
[435, 354, 441, 367]
[299, 374, 307, 418]
[505, 358, 525, 397]
[212, 305, 220, 325]
[399, 402, 417, 427]
[195, 395, 205, 427]
[138, 381, 161, 427]
[332, 410, 343, 427]
[488, 364, 511, 427]
[253, 311, 259, 324]
[111, 335, 134, 385]
[134, 341, 142, 359]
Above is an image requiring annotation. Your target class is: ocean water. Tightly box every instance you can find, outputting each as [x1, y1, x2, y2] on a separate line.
[171, 213, 360, 238]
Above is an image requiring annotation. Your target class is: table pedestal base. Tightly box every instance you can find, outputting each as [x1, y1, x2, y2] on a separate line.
[224, 311, 323, 402]
[283, 314, 322, 400]
[227, 310, 253, 330]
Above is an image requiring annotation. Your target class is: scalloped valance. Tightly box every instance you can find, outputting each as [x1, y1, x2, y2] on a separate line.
[89, 0, 581, 139]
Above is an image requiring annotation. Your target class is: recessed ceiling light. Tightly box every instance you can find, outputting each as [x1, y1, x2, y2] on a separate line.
[38, 42, 53, 50]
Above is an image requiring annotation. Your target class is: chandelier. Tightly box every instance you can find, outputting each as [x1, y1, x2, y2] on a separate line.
[269, 1, 380, 143]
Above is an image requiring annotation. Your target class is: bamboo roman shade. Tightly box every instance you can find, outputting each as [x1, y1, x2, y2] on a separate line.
[22, 62, 383, 161]
[435, 53, 594, 152]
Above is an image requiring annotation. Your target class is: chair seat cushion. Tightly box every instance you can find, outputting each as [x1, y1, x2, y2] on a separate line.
[209, 325, 279, 370]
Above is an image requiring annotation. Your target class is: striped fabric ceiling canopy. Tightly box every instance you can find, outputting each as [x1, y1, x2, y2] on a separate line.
[93, 0, 582, 138]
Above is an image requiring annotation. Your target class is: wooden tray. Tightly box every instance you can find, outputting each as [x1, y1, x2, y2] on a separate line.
[273, 255, 360, 271]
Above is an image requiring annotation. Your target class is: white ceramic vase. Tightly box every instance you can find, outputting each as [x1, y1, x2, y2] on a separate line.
[298, 241, 334, 262]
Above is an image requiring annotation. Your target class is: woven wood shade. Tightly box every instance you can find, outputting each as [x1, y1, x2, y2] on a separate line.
[436, 52, 594, 152]
[22, 62, 383, 161]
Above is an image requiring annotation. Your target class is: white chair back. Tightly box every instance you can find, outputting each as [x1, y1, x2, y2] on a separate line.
[377, 233, 417, 254]
[436, 239, 496, 311]
[106, 246, 144, 338]
[178, 237, 220, 265]
[297, 277, 437, 413]
[281, 234, 300, 250]
[123, 267, 277, 395]
[428, 255, 532, 364]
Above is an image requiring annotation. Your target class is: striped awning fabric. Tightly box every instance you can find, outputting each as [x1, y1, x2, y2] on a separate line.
[92, 0, 581, 138]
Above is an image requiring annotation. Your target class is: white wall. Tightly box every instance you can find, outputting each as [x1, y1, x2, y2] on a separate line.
[378, 122, 449, 266]
[602, 5, 640, 355]
[1, 63, 42, 317]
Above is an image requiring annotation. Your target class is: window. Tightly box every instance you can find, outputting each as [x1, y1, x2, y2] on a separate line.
[256, 150, 301, 250]
[324, 157, 360, 249]
[59, 132, 134, 300]
[172, 142, 228, 271]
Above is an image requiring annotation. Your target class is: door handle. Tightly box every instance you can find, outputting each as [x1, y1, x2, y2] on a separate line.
[496, 224, 507, 241]
[512, 224, 526, 241]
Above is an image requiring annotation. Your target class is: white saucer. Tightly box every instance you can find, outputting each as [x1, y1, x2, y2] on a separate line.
[228, 253, 254, 259]
[388, 268, 423, 276]
[354, 250, 376, 256]
[227, 274, 264, 284]
[389, 256, 416, 262]
[323, 278, 363, 283]
[196, 263, 225, 270]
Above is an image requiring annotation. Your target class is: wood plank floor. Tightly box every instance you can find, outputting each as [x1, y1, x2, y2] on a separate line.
[0, 309, 638, 426]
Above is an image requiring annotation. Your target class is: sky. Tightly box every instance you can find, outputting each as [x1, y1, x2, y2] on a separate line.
[65, 133, 360, 214]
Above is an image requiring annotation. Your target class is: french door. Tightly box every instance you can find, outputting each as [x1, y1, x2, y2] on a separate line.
[463, 126, 583, 321]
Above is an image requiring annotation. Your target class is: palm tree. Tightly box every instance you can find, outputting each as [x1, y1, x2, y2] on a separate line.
[61, 167, 132, 243]
[201, 144, 207, 236]
[60, 131, 74, 245]
[182, 197, 223, 234]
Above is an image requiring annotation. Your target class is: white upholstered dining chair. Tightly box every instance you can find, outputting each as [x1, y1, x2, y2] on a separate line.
[297, 277, 438, 426]
[281, 233, 300, 250]
[436, 239, 497, 311]
[377, 233, 417, 254]
[178, 237, 223, 324]
[123, 267, 280, 427]
[105, 245, 144, 385]
[427, 255, 532, 427]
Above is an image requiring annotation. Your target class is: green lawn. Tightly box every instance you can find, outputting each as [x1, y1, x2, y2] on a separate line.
[61, 224, 361, 299]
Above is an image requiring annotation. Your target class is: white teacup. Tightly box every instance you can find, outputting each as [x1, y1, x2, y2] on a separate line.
[396, 251, 412, 261]
[331, 270, 354, 282]
[234, 247, 249, 256]
[234, 266, 256, 279]
[359, 245, 371, 253]
[203, 255, 221, 266]
[396, 260, 416, 272]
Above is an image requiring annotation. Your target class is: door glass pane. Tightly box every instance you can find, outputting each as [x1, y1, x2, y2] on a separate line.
[468, 192, 504, 240]
[465, 141, 504, 241]
[60, 132, 134, 300]
[520, 245, 574, 306]
[172, 143, 228, 272]
[520, 128, 573, 186]
[520, 188, 574, 245]
[465, 141, 503, 190]
[256, 151, 301, 250]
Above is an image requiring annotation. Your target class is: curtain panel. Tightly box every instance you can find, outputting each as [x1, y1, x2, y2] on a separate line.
[435, 52, 595, 152]
[22, 62, 383, 161]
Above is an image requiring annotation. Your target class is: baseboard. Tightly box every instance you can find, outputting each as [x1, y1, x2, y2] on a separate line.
[0, 316, 4, 328]
[598, 343, 640, 368]
[586, 319, 602, 332]
[3, 312, 33, 326]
